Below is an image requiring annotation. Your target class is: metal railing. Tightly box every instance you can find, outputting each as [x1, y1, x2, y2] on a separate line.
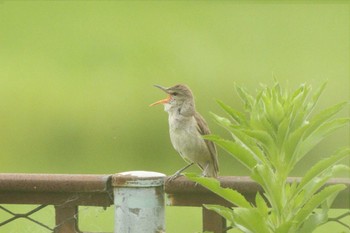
[0, 172, 349, 233]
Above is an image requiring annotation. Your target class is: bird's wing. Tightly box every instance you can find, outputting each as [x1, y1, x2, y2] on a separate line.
[194, 112, 219, 174]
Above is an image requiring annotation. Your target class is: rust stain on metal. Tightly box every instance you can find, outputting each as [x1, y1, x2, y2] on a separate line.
[112, 171, 166, 187]
[111, 173, 132, 186]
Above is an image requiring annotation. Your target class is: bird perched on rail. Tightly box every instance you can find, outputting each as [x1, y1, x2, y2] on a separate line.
[150, 84, 219, 181]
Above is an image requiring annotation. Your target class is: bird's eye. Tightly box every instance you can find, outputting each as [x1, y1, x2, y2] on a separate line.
[172, 92, 178, 96]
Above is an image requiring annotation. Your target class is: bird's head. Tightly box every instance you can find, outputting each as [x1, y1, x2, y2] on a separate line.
[150, 84, 195, 115]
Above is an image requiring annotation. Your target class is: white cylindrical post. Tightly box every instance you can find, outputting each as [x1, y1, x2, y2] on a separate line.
[112, 171, 166, 233]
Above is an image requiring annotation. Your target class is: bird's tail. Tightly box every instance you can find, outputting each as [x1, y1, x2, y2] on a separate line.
[201, 162, 218, 178]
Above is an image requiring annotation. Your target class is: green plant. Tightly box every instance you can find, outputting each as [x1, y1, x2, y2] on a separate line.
[186, 82, 350, 233]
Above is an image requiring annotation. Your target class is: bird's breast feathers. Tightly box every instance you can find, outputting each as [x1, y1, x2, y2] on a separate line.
[168, 115, 210, 162]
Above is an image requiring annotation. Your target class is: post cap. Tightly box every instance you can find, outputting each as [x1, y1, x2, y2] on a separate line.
[112, 171, 166, 187]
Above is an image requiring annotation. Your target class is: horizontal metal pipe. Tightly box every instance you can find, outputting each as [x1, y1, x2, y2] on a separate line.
[0, 173, 348, 209]
[0, 173, 111, 193]
[165, 176, 350, 209]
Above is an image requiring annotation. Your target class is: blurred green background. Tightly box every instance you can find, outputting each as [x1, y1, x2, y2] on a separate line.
[0, 1, 349, 233]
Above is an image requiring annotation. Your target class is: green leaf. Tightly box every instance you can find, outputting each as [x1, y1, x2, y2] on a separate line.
[211, 113, 232, 128]
[293, 184, 346, 228]
[241, 129, 275, 150]
[232, 208, 272, 233]
[265, 86, 285, 128]
[299, 118, 350, 161]
[305, 81, 327, 117]
[255, 192, 269, 217]
[242, 129, 278, 163]
[185, 173, 252, 208]
[276, 116, 290, 148]
[331, 164, 350, 176]
[304, 102, 348, 139]
[297, 148, 350, 194]
[290, 83, 306, 102]
[204, 134, 257, 170]
[216, 99, 247, 125]
[251, 165, 283, 213]
[298, 210, 328, 233]
[283, 124, 308, 169]
[226, 126, 267, 164]
[275, 221, 294, 233]
[235, 84, 255, 111]
[288, 84, 311, 131]
[250, 112, 277, 137]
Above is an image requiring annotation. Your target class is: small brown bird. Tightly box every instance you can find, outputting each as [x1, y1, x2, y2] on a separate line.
[150, 84, 219, 181]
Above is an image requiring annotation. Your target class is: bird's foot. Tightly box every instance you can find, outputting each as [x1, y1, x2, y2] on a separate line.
[166, 163, 194, 183]
[166, 171, 182, 183]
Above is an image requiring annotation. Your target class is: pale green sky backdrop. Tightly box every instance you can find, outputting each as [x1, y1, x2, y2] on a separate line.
[0, 1, 349, 233]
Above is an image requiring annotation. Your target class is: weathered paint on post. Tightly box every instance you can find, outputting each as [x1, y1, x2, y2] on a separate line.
[112, 171, 166, 233]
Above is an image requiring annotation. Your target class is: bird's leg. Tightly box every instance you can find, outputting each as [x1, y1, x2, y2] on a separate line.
[167, 162, 194, 182]
[201, 163, 209, 177]
[201, 162, 215, 177]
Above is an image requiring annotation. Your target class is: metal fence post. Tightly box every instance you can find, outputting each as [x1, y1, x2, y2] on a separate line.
[112, 171, 166, 233]
[202, 207, 226, 233]
[54, 205, 79, 233]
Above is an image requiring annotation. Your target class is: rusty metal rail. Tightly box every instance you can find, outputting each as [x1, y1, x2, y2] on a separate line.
[0, 173, 349, 233]
[165, 176, 350, 208]
[165, 176, 350, 233]
[0, 173, 113, 233]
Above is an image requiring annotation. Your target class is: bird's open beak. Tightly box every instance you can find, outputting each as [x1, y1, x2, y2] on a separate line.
[149, 85, 171, 106]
